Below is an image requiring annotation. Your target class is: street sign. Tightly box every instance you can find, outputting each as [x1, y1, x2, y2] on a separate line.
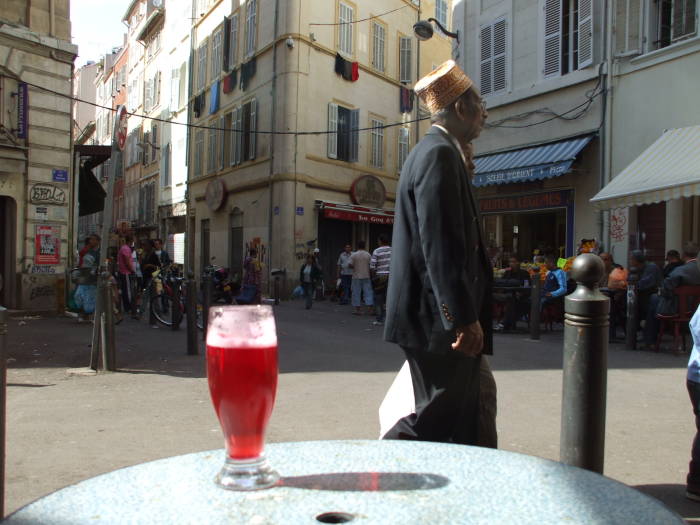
[52, 168, 68, 183]
[296, 207, 304, 216]
[115, 105, 128, 151]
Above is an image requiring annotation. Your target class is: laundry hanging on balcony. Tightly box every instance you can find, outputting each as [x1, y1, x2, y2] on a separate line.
[334, 53, 359, 82]
[223, 69, 237, 94]
[240, 58, 257, 91]
[399, 86, 414, 113]
[209, 80, 220, 114]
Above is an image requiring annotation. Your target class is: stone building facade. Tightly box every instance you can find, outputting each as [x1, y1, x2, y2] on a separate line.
[0, 1, 77, 310]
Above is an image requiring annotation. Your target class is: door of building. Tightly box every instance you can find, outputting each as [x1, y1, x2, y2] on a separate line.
[229, 210, 243, 283]
[317, 216, 353, 290]
[0, 196, 17, 307]
[636, 202, 666, 268]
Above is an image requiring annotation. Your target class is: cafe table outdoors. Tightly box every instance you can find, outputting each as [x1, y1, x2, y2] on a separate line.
[3, 440, 682, 524]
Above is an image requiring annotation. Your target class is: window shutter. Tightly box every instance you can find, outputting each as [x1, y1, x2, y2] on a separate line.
[480, 24, 493, 95]
[683, 0, 697, 38]
[156, 72, 161, 106]
[400, 37, 412, 83]
[234, 106, 242, 165]
[249, 98, 257, 160]
[349, 109, 359, 163]
[143, 131, 149, 165]
[327, 103, 338, 159]
[171, 67, 180, 110]
[543, 0, 562, 77]
[223, 17, 231, 71]
[229, 14, 239, 67]
[492, 18, 507, 93]
[578, 0, 593, 68]
[161, 143, 170, 187]
[219, 116, 226, 169]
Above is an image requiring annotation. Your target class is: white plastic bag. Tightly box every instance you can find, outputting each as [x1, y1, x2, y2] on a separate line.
[378, 361, 416, 438]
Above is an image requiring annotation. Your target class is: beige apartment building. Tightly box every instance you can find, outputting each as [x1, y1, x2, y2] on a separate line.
[0, 1, 77, 310]
[188, 0, 453, 292]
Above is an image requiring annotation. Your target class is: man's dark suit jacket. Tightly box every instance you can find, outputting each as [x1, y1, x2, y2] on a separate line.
[384, 127, 493, 356]
[657, 260, 700, 315]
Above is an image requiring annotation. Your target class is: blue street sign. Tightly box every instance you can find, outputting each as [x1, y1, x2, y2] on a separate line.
[52, 169, 68, 183]
[296, 206, 304, 216]
[274, 206, 280, 216]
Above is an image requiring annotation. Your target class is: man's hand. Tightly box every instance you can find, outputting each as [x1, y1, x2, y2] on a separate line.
[452, 321, 484, 356]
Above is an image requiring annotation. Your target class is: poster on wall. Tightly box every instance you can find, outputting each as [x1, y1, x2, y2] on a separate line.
[34, 225, 61, 265]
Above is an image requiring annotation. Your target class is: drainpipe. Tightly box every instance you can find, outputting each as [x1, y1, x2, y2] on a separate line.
[600, 0, 614, 251]
[49, 0, 55, 37]
[184, 1, 196, 276]
[267, 0, 280, 295]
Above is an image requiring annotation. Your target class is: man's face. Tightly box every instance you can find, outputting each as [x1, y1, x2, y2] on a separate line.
[456, 88, 488, 141]
[154, 240, 162, 250]
[344, 245, 351, 253]
[89, 236, 99, 248]
[546, 260, 556, 271]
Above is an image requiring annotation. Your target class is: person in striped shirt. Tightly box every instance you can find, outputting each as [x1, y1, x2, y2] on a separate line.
[371, 234, 392, 325]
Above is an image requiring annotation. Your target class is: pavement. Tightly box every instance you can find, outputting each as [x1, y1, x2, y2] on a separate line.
[3, 298, 700, 522]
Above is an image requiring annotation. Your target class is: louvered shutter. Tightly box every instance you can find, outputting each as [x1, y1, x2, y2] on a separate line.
[480, 24, 493, 95]
[577, 0, 593, 68]
[249, 98, 257, 160]
[219, 116, 226, 169]
[400, 37, 412, 83]
[327, 103, 338, 159]
[492, 18, 507, 92]
[543, 0, 562, 77]
[223, 17, 231, 71]
[234, 107, 242, 165]
[683, 0, 697, 38]
[349, 109, 359, 163]
[617, 0, 642, 54]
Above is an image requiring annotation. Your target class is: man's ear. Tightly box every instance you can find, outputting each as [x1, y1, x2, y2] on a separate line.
[454, 97, 469, 121]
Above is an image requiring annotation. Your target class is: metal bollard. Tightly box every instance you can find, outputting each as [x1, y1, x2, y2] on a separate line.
[529, 273, 541, 340]
[185, 273, 199, 355]
[560, 254, 610, 474]
[89, 272, 105, 371]
[172, 277, 182, 330]
[101, 271, 116, 371]
[626, 268, 639, 350]
[202, 273, 212, 342]
[0, 306, 7, 518]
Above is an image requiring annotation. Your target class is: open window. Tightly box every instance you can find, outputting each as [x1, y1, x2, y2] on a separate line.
[327, 103, 359, 162]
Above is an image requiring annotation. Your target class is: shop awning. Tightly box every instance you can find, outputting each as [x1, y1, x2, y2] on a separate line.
[473, 134, 595, 187]
[318, 201, 394, 225]
[591, 125, 700, 209]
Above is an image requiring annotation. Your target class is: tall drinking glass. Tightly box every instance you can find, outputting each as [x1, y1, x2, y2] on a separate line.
[206, 305, 279, 490]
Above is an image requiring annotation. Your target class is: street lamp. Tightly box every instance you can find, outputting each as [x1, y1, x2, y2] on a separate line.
[413, 18, 459, 43]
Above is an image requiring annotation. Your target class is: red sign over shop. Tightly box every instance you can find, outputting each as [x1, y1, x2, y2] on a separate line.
[321, 202, 394, 225]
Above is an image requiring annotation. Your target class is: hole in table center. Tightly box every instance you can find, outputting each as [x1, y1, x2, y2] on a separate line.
[316, 511, 355, 523]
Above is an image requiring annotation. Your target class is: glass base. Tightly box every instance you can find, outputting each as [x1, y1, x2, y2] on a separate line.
[214, 455, 279, 491]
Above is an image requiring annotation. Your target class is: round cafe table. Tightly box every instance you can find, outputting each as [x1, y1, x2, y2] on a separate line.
[4, 440, 681, 524]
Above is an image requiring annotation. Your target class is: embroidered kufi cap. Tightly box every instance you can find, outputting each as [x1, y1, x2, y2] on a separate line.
[414, 60, 473, 114]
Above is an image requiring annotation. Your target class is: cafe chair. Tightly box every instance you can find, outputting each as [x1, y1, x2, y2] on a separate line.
[655, 286, 700, 353]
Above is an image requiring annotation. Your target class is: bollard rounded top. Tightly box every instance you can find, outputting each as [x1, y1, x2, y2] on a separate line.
[570, 253, 605, 288]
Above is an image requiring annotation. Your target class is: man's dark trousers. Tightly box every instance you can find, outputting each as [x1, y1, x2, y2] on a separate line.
[688, 380, 700, 487]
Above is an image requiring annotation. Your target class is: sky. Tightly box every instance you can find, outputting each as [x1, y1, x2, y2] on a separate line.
[71, 0, 131, 67]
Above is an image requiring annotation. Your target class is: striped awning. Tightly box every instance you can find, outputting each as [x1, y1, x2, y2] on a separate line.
[473, 134, 594, 187]
[591, 125, 700, 209]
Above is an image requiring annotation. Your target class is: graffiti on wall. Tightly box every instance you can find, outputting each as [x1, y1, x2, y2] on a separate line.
[610, 208, 628, 244]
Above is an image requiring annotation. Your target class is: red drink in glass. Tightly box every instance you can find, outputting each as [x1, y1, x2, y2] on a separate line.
[206, 342, 278, 459]
[206, 305, 280, 490]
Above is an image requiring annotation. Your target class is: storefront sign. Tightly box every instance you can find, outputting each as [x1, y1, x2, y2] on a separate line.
[205, 179, 226, 211]
[17, 82, 28, 139]
[34, 225, 61, 265]
[30, 183, 66, 205]
[474, 161, 573, 187]
[52, 169, 68, 182]
[323, 207, 394, 225]
[479, 190, 574, 213]
[350, 175, 386, 208]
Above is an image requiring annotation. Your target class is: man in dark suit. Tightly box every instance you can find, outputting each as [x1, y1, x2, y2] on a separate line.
[383, 60, 496, 447]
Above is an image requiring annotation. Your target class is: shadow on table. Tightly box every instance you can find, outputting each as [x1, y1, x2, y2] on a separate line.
[278, 472, 449, 492]
[634, 484, 700, 523]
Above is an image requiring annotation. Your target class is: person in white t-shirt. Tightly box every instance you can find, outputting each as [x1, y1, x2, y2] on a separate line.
[337, 244, 353, 305]
[349, 240, 373, 315]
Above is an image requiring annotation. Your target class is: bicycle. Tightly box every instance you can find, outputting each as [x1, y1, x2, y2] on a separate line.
[149, 265, 203, 329]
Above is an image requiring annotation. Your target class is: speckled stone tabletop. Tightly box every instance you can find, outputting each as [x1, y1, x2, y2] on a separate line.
[4, 440, 682, 524]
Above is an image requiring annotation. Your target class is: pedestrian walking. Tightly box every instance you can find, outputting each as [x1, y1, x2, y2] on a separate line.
[117, 234, 136, 317]
[243, 249, 262, 304]
[74, 234, 100, 322]
[153, 238, 172, 268]
[299, 254, 322, 310]
[337, 244, 353, 305]
[685, 257, 700, 501]
[382, 60, 496, 447]
[349, 240, 373, 315]
[370, 234, 392, 325]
